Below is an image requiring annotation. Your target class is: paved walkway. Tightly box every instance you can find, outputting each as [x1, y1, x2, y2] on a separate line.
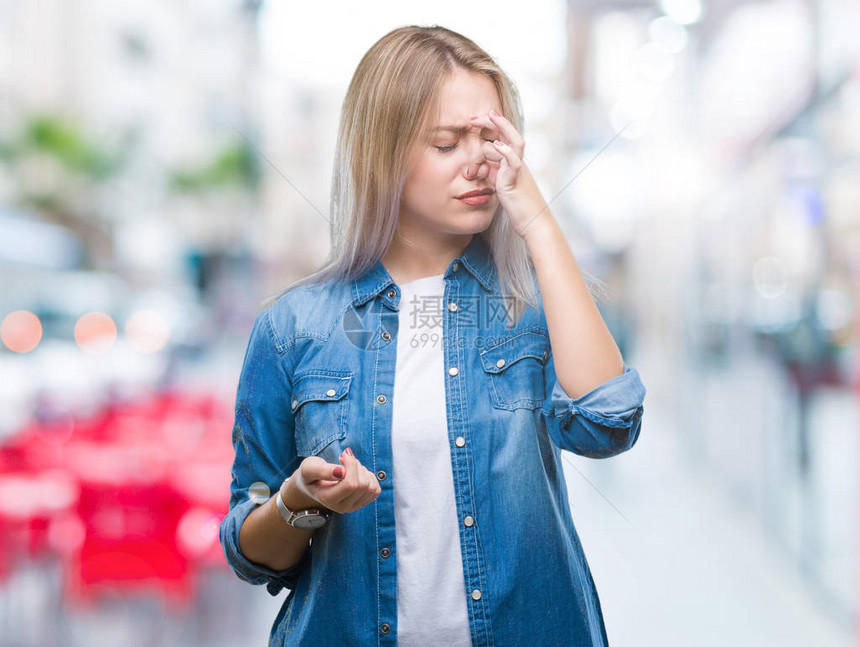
[565, 344, 857, 647]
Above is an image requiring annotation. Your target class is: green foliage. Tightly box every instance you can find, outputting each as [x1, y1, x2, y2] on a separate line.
[23, 115, 124, 179]
[169, 140, 258, 193]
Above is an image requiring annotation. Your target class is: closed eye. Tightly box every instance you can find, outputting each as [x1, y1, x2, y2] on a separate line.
[435, 139, 496, 153]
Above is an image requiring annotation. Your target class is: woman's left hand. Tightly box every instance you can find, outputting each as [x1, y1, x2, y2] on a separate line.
[470, 110, 551, 240]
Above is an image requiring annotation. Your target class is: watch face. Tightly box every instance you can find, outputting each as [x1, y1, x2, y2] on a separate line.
[293, 513, 328, 529]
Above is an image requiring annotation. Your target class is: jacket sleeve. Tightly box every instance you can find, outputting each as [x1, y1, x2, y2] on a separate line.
[219, 307, 310, 596]
[540, 349, 646, 458]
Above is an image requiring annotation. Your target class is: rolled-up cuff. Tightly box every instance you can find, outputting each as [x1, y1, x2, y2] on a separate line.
[219, 497, 310, 596]
[548, 363, 645, 426]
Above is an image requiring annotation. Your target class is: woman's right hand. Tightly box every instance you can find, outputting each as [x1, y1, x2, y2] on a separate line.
[283, 447, 381, 515]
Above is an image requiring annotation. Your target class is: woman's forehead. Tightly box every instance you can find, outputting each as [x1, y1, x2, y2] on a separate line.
[431, 70, 500, 114]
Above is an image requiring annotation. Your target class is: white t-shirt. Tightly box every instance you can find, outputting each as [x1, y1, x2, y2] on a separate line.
[391, 273, 472, 646]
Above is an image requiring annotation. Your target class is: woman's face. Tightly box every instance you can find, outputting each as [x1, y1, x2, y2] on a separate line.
[399, 67, 503, 244]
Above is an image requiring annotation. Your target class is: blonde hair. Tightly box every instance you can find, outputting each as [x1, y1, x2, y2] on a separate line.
[263, 24, 607, 325]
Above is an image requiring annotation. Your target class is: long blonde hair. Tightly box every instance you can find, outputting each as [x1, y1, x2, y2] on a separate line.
[263, 24, 605, 326]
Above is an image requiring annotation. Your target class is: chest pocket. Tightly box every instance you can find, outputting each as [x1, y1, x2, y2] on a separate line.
[479, 331, 549, 410]
[290, 371, 352, 457]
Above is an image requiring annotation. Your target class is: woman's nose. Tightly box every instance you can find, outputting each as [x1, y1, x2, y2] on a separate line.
[464, 143, 489, 181]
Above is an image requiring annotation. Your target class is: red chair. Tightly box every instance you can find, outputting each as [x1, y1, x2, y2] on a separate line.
[64, 480, 193, 609]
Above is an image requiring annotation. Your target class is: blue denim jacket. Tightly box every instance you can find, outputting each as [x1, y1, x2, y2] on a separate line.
[220, 234, 646, 647]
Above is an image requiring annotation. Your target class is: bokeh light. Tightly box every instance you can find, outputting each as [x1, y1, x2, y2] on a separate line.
[753, 256, 790, 299]
[0, 310, 42, 353]
[125, 310, 171, 354]
[74, 312, 117, 354]
[176, 508, 222, 558]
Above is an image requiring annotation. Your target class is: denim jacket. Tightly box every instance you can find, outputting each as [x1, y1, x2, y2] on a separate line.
[220, 234, 646, 647]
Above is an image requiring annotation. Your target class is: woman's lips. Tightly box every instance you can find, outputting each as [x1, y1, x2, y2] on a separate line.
[457, 193, 494, 206]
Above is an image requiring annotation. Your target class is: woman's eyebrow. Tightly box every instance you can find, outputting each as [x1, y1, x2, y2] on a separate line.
[429, 124, 496, 134]
[430, 125, 468, 134]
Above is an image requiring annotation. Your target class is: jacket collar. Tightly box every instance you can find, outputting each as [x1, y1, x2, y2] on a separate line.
[350, 233, 497, 308]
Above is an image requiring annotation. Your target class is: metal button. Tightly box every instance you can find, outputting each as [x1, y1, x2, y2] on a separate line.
[452, 262, 459, 271]
[291, 399, 298, 410]
[463, 515, 474, 527]
[248, 481, 270, 504]
[387, 289, 396, 298]
[448, 302, 458, 312]
[543, 350, 548, 360]
[496, 358, 505, 368]
[381, 547, 390, 558]
[377, 470, 387, 481]
[455, 436, 465, 447]
[471, 589, 482, 601]
[448, 367, 459, 376]
[377, 395, 387, 404]
[380, 623, 390, 634]
[382, 331, 391, 341]
[326, 389, 336, 397]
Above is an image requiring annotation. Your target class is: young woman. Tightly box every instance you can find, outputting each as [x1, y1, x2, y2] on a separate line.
[220, 25, 646, 647]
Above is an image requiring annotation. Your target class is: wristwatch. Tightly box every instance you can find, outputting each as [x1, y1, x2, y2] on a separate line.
[276, 477, 331, 529]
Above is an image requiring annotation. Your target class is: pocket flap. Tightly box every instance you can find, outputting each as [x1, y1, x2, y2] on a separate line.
[291, 373, 352, 412]
[479, 331, 550, 374]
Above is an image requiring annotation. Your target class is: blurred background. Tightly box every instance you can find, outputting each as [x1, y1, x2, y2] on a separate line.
[1, 0, 858, 645]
